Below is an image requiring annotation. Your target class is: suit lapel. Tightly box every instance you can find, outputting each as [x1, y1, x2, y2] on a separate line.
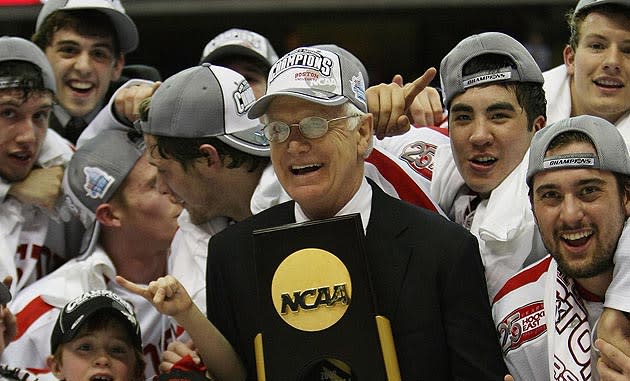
[365, 182, 412, 321]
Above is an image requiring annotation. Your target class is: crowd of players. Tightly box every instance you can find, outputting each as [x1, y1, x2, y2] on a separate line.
[0, 0, 629, 380]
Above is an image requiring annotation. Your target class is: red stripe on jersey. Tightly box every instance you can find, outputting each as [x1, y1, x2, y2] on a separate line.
[26, 368, 51, 375]
[366, 149, 439, 212]
[14, 296, 54, 341]
[493, 256, 553, 304]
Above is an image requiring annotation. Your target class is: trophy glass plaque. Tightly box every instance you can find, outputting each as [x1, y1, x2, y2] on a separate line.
[252, 213, 400, 381]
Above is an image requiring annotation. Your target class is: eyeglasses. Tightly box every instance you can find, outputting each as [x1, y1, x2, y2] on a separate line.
[263, 115, 362, 143]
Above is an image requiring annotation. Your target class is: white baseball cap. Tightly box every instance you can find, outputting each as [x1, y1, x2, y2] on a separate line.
[248, 44, 368, 119]
[199, 28, 278, 70]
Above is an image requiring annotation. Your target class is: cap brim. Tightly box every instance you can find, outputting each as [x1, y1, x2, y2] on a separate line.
[53, 303, 141, 353]
[200, 45, 272, 69]
[217, 126, 270, 157]
[97, 8, 138, 53]
[248, 89, 347, 119]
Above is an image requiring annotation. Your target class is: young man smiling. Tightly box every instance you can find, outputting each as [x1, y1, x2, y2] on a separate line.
[32, 0, 138, 144]
[493, 115, 630, 380]
[544, 0, 630, 139]
[430, 32, 548, 299]
[0, 36, 74, 294]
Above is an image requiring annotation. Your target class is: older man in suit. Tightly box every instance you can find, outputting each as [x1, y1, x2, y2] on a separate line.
[204, 44, 508, 380]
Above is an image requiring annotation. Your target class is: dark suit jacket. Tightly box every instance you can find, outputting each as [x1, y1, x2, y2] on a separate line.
[206, 182, 507, 380]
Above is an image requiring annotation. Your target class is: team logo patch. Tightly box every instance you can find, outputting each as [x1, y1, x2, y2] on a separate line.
[83, 166, 115, 199]
[497, 301, 546, 354]
[349, 71, 366, 107]
[400, 141, 437, 180]
[269, 48, 334, 82]
[233, 79, 256, 115]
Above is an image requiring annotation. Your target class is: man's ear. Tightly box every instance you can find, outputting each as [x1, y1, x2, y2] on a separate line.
[95, 203, 121, 228]
[46, 355, 63, 380]
[533, 115, 546, 132]
[563, 45, 576, 76]
[357, 113, 374, 158]
[199, 144, 222, 169]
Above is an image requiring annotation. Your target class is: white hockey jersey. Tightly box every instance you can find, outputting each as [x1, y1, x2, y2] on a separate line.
[3, 247, 175, 379]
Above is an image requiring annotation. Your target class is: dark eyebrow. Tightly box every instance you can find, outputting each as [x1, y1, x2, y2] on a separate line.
[486, 102, 516, 113]
[55, 39, 114, 51]
[576, 178, 607, 187]
[534, 177, 607, 194]
[450, 104, 473, 113]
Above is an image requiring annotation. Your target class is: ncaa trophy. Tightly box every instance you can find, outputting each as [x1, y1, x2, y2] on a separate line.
[252, 213, 400, 381]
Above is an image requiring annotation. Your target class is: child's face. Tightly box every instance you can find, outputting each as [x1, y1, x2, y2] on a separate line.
[48, 320, 138, 381]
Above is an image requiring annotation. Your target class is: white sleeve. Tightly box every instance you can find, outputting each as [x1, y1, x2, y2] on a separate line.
[38, 129, 73, 168]
[76, 78, 155, 148]
[605, 221, 630, 312]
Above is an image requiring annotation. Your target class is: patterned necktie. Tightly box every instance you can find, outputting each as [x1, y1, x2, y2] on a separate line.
[65, 117, 87, 144]
[455, 194, 481, 230]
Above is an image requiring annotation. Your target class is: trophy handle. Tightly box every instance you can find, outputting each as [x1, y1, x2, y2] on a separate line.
[254, 333, 266, 381]
[375, 316, 401, 381]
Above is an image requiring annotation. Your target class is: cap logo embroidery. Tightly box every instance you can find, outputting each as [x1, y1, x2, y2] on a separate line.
[463, 69, 512, 89]
[543, 153, 597, 170]
[65, 289, 127, 312]
[69, 314, 86, 332]
[233, 79, 256, 115]
[83, 166, 115, 200]
[269, 48, 333, 82]
[350, 71, 366, 106]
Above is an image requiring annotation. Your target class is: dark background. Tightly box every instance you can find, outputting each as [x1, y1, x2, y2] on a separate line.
[1, 0, 577, 87]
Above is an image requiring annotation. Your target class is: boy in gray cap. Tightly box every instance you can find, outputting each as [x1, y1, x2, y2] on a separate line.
[3, 129, 181, 378]
[430, 31, 548, 299]
[493, 115, 630, 380]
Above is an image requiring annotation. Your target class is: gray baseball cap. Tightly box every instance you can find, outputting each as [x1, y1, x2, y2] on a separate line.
[62, 129, 145, 255]
[248, 44, 368, 119]
[440, 32, 544, 109]
[574, 0, 630, 15]
[527, 115, 630, 186]
[36, 0, 139, 54]
[199, 28, 278, 69]
[0, 36, 56, 93]
[141, 63, 269, 157]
